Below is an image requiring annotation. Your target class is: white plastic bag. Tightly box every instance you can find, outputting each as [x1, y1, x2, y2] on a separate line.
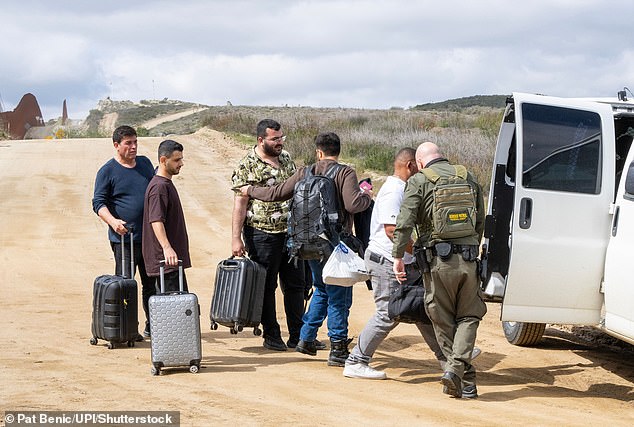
[322, 242, 370, 286]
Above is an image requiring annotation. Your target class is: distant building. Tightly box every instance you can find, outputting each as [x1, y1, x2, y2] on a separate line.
[0, 93, 45, 139]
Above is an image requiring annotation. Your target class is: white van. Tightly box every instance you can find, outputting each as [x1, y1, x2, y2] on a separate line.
[480, 91, 634, 346]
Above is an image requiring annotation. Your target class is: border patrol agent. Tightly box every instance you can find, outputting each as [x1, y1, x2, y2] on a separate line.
[392, 142, 487, 399]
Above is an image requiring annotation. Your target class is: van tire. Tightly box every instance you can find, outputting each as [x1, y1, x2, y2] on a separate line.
[502, 321, 546, 346]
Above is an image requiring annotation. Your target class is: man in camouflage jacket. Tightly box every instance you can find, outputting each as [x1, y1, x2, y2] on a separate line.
[231, 119, 307, 351]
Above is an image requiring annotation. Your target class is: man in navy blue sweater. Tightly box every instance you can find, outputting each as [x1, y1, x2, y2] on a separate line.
[92, 125, 155, 339]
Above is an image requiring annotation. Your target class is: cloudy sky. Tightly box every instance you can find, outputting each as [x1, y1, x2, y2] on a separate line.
[1, 0, 633, 120]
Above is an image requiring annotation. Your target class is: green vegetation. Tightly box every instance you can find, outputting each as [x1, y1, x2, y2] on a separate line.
[413, 95, 508, 111]
[137, 127, 150, 137]
[84, 109, 105, 137]
[226, 132, 253, 146]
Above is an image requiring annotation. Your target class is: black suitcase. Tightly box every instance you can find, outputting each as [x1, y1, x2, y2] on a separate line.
[149, 261, 202, 375]
[210, 256, 266, 335]
[90, 232, 139, 349]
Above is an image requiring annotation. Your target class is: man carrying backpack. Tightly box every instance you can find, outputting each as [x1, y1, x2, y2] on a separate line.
[392, 142, 487, 399]
[240, 132, 373, 366]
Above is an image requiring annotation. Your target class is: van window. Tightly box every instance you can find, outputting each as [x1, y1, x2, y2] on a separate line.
[521, 103, 602, 194]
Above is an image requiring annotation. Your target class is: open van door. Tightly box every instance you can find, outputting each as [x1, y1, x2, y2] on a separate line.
[604, 115, 634, 344]
[500, 93, 614, 324]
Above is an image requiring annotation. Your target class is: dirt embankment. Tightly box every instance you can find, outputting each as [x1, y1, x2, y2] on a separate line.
[0, 129, 633, 426]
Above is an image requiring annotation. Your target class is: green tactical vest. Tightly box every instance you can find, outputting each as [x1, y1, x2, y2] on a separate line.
[421, 165, 477, 241]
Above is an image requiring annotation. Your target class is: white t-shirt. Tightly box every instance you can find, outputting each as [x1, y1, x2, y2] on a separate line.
[366, 175, 414, 264]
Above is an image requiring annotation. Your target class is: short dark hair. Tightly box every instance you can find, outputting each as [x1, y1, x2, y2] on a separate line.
[256, 119, 281, 139]
[315, 132, 341, 156]
[112, 125, 136, 143]
[395, 147, 416, 162]
[158, 139, 183, 161]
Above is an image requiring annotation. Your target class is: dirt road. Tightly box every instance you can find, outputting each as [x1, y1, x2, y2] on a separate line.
[0, 130, 633, 426]
[141, 108, 207, 130]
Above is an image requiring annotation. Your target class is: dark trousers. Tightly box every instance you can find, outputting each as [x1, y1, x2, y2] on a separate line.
[153, 269, 189, 294]
[111, 241, 156, 327]
[243, 226, 306, 341]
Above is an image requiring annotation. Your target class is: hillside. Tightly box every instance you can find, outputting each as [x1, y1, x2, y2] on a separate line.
[84, 98, 207, 137]
[84, 95, 506, 137]
[412, 94, 508, 111]
[81, 96, 503, 189]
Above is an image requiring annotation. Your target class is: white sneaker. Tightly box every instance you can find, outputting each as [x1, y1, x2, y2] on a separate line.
[343, 363, 387, 380]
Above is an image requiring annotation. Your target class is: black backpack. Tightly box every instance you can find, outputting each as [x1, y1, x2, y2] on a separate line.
[287, 163, 343, 260]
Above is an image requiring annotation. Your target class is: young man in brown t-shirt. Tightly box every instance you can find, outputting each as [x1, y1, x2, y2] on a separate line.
[142, 139, 191, 297]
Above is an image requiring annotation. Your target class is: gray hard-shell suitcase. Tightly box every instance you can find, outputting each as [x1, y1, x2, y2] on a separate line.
[210, 256, 265, 335]
[90, 231, 139, 349]
[149, 261, 201, 375]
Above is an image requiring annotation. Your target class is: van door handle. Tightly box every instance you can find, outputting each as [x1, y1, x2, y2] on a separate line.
[519, 197, 532, 229]
[612, 205, 620, 237]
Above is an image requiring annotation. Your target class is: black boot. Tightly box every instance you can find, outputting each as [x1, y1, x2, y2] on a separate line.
[295, 339, 317, 356]
[328, 338, 350, 367]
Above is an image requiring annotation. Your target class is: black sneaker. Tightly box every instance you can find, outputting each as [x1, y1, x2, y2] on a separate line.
[291, 338, 326, 350]
[134, 333, 144, 342]
[295, 339, 317, 356]
[263, 337, 287, 352]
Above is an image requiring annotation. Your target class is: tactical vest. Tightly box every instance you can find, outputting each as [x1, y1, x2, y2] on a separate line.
[421, 165, 477, 241]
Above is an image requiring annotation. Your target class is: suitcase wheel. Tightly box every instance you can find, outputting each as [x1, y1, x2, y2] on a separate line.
[189, 365, 199, 374]
[253, 327, 262, 336]
[89, 337, 98, 346]
[210, 321, 218, 331]
[233, 323, 243, 334]
[151, 366, 160, 376]
[127, 341, 135, 348]
[107, 342, 115, 350]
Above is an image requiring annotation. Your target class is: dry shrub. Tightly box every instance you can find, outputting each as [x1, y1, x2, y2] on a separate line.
[196, 105, 499, 193]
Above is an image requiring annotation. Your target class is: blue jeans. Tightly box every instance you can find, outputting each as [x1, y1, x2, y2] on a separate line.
[300, 259, 353, 342]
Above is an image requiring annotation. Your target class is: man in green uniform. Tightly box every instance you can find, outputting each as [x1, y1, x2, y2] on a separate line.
[392, 142, 487, 399]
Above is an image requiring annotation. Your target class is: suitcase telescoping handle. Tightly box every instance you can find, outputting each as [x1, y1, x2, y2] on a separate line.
[121, 227, 135, 280]
[159, 259, 184, 294]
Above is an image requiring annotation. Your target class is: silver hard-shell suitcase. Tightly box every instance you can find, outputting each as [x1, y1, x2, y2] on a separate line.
[149, 261, 201, 375]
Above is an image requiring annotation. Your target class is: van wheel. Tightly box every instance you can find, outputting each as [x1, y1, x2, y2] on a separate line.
[502, 321, 546, 346]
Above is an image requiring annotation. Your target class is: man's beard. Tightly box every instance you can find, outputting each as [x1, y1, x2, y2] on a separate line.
[263, 142, 282, 157]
